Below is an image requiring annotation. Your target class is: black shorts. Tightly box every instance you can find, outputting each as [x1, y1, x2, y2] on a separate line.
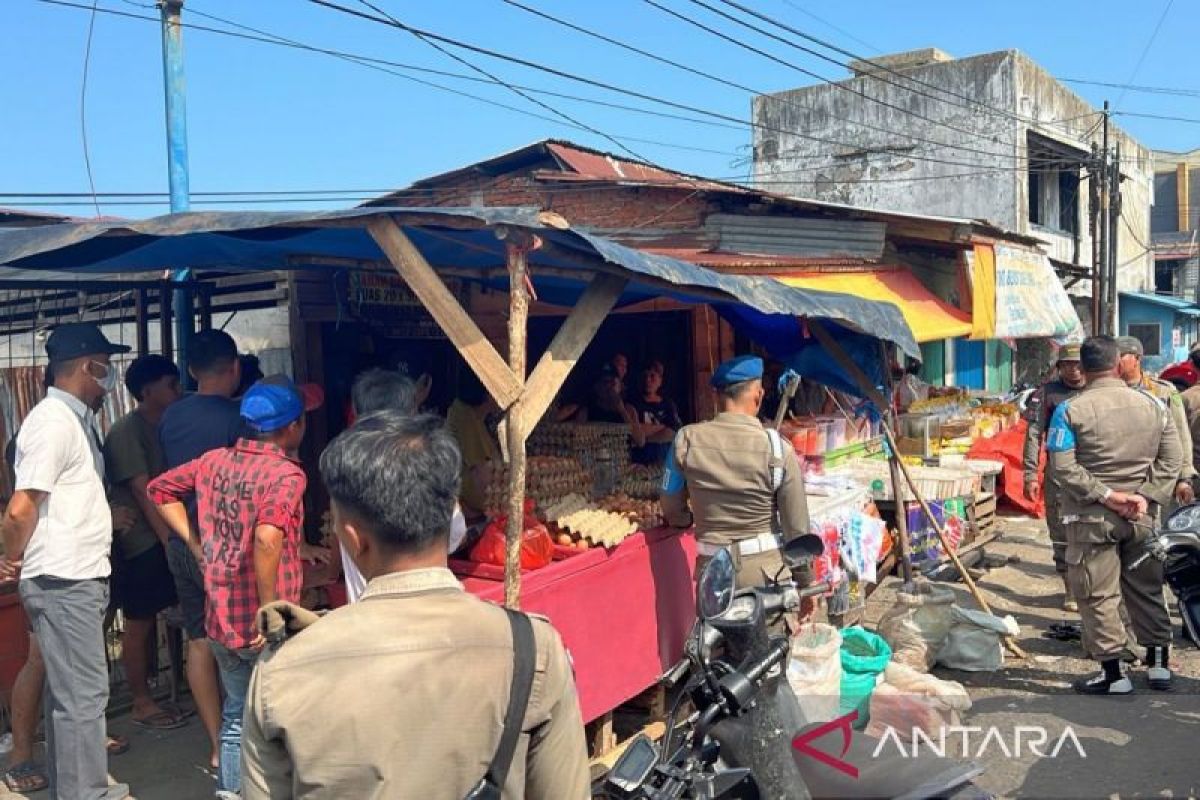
[111, 542, 178, 621]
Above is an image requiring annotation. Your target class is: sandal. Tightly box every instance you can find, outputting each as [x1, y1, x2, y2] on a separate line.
[132, 710, 187, 731]
[4, 761, 49, 793]
[159, 701, 196, 721]
[106, 735, 130, 756]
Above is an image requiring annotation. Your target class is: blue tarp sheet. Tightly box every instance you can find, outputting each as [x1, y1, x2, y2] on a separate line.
[0, 206, 915, 396]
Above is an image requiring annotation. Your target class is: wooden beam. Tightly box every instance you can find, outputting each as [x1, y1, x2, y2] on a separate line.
[504, 241, 531, 609]
[368, 217, 522, 409]
[508, 273, 626, 437]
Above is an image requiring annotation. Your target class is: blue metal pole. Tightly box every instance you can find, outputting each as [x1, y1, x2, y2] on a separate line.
[160, 0, 192, 372]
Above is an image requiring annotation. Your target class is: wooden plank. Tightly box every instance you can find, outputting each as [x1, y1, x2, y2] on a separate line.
[504, 241, 531, 610]
[368, 217, 521, 409]
[587, 712, 618, 758]
[511, 273, 626, 436]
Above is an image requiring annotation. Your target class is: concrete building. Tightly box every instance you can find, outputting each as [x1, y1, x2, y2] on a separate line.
[1151, 148, 1200, 300]
[752, 47, 1154, 325]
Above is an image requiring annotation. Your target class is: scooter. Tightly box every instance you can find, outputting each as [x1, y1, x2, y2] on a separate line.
[601, 538, 987, 799]
[1132, 503, 1200, 645]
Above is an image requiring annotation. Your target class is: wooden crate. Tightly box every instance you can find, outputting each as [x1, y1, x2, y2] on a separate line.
[968, 491, 998, 538]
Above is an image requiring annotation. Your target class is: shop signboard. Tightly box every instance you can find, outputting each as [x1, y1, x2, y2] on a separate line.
[346, 271, 463, 339]
[970, 245, 1084, 341]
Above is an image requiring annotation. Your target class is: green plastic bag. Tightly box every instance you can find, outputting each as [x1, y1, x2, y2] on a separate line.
[838, 626, 892, 728]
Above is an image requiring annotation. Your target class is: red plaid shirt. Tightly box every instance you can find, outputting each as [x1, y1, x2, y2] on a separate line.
[149, 439, 306, 649]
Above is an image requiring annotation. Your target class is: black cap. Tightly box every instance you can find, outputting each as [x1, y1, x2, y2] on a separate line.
[45, 323, 131, 363]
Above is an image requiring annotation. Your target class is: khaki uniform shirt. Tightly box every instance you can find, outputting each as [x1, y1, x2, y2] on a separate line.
[1022, 378, 1080, 482]
[660, 412, 810, 546]
[241, 568, 589, 800]
[1047, 376, 1183, 520]
[1132, 373, 1196, 481]
[1181, 383, 1200, 469]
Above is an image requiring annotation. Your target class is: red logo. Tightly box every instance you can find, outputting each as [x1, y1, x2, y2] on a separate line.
[792, 711, 859, 779]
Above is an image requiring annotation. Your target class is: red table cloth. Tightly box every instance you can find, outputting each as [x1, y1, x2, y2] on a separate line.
[451, 527, 697, 723]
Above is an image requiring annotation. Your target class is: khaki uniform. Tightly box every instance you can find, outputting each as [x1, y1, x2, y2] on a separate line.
[1048, 376, 1183, 660]
[241, 568, 589, 800]
[1133, 373, 1196, 490]
[661, 412, 811, 593]
[1022, 378, 1081, 573]
[1180, 384, 1200, 473]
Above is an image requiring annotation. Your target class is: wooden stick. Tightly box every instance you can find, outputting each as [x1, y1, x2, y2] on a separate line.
[504, 242, 531, 610]
[880, 422, 1027, 659]
[878, 342, 915, 588]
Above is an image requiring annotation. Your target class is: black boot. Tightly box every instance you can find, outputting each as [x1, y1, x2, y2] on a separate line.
[1073, 658, 1132, 695]
[1146, 646, 1172, 691]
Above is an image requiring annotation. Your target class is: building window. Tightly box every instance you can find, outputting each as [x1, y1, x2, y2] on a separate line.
[1156, 259, 1183, 296]
[1027, 133, 1084, 236]
[1127, 323, 1162, 357]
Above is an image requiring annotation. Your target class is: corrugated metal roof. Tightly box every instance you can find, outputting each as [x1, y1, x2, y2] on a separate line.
[705, 213, 886, 260]
[1121, 291, 1200, 315]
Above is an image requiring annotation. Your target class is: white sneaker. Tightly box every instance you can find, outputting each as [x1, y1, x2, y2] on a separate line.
[1073, 670, 1133, 695]
[1147, 665, 1172, 690]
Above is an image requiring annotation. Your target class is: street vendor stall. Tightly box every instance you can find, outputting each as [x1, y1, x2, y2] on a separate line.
[0, 206, 920, 730]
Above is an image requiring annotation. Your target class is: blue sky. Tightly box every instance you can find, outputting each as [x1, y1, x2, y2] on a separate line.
[2, 0, 1197, 218]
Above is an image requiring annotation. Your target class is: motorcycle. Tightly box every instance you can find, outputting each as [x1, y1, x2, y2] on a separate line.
[600, 537, 986, 800]
[1132, 502, 1200, 644]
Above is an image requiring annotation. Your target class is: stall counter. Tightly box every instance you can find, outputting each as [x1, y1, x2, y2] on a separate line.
[451, 527, 697, 723]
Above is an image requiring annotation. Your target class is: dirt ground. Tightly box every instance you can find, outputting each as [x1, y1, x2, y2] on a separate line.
[863, 512, 1200, 799]
[4, 512, 1198, 799]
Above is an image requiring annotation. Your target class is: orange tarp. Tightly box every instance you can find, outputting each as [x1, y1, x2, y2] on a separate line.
[776, 269, 972, 343]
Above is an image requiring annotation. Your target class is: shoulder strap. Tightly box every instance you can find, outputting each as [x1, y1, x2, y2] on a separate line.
[764, 427, 784, 491]
[485, 609, 536, 793]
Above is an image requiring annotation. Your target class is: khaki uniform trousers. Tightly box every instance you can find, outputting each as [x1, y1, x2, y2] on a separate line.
[696, 546, 791, 635]
[1044, 477, 1067, 575]
[1066, 516, 1173, 661]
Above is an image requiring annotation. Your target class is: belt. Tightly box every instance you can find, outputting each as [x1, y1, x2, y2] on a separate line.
[696, 532, 781, 558]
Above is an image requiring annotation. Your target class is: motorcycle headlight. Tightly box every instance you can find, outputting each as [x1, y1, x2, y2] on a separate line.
[1167, 504, 1200, 532]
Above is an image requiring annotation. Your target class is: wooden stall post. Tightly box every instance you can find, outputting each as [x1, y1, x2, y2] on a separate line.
[879, 342, 915, 587]
[135, 288, 149, 357]
[504, 240, 531, 609]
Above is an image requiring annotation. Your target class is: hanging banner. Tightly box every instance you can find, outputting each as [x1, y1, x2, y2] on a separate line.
[969, 244, 1084, 340]
[967, 244, 997, 340]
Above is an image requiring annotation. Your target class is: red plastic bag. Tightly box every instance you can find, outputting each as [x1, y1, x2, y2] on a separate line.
[469, 507, 555, 571]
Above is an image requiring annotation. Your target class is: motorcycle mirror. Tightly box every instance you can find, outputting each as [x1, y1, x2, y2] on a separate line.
[782, 533, 825, 568]
[697, 548, 736, 621]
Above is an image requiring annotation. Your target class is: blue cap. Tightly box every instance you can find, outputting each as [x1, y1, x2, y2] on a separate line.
[710, 355, 764, 388]
[240, 375, 324, 433]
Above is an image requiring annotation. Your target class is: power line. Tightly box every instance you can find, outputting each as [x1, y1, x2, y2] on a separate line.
[776, 0, 880, 54]
[352, 0, 649, 162]
[1115, 0, 1174, 110]
[79, 0, 102, 218]
[35, 0, 747, 160]
[506, 0, 1084, 168]
[306, 0, 1090, 171]
[709, 0, 1055, 130]
[1117, 110, 1200, 125]
[1061, 77, 1200, 99]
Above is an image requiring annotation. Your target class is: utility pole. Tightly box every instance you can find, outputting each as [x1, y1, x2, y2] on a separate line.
[1098, 101, 1111, 334]
[1109, 138, 1122, 336]
[159, 0, 192, 370]
[1089, 142, 1101, 335]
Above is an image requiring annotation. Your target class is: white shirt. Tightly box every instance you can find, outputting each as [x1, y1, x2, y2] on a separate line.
[340, 506, 468, 604]
[14, 388, 112, 580]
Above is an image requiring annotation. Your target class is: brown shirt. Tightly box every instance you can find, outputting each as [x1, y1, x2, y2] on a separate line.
[661, 412, 810, 546]
[241, 568, 589, 800]
[1179, 383, 1200, 471]
[1048, 376, 1183, 517]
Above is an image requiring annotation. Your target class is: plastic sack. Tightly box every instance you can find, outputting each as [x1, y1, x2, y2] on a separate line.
[863, 663, 972, 740]
[786, 624, 843, 725]
[935, 606, 1020, 672]
[876, 582, 956, 672]
[468, 503, 555, 570]
[838, 626, 891, 728]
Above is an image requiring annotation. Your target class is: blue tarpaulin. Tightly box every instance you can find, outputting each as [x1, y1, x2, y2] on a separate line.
[0, 206, 914, 397]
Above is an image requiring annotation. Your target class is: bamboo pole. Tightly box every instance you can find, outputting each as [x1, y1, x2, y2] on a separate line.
[504, 241, 530, 609]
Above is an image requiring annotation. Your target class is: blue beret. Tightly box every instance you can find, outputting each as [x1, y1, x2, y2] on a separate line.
[711, 355, 764, 388]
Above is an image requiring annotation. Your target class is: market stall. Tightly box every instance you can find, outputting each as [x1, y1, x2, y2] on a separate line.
[0, 206, 921, 729]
